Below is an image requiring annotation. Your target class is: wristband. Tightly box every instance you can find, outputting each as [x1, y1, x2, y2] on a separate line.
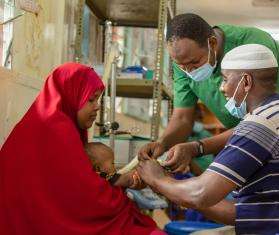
[107, 173, 121, 185]
[98, 171, 121, 185]
[196, 140, 205, 157]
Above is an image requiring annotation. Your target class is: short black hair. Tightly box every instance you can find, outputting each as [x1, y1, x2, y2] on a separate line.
[232, 68, 278, 91]
[166, 13, 214, 47]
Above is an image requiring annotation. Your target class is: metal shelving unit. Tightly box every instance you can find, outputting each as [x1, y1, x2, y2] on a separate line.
[74, 0, 85, 62]
[75, 0, 175, 142]
[86, 0, 159, 27]
[151, 0, 168, 140]
[108, 78, 172, 99]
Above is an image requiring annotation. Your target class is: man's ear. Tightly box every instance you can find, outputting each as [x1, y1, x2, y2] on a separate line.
[209, 36, 217, 51]
[243, 73, 253, 92]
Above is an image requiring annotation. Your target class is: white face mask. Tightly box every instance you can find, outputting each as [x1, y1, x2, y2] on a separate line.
[225, 76, 249, 119]
[180, 39, 217, 82]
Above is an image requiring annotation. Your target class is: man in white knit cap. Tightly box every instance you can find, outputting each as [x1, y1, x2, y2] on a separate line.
[137, 44, 279, 234]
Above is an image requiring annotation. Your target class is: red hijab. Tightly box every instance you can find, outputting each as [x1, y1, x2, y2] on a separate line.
[0, 63, 156, 235]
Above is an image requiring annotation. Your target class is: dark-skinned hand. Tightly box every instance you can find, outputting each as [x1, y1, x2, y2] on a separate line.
[162, 142, 197, 173]
[138, 141, 166, 161]
[136, 159, 167, 187]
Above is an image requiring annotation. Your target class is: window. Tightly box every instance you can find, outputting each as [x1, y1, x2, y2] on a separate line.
[0, 0, 17, 68]
[81, 4, 103, 65]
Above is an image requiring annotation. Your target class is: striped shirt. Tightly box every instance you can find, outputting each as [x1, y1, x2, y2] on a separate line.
[207, 94, 279, 235]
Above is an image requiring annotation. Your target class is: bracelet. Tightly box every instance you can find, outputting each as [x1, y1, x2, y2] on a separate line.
[107, 173, 121, 185]
[99, 171, 108, 178]
[98, 171, 121, 185]
[196, 140, 205, 157]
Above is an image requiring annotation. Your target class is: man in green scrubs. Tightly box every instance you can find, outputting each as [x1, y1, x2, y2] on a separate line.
[138, 13, 279, 172]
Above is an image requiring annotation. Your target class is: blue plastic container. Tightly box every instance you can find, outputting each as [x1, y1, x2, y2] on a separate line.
[164, 221, 223, 235]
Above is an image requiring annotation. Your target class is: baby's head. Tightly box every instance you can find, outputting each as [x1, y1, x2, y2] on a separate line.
[85, 142, 115, 174]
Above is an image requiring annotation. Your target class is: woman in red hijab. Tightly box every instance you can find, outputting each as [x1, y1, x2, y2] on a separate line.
[0, 63, 165, 235]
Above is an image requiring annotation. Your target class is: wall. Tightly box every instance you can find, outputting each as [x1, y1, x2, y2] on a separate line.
[11, 0, 79, 80]
[0, 0, 76, 146]
[177, 0, 279, 30]
[0, 67, 42, 146]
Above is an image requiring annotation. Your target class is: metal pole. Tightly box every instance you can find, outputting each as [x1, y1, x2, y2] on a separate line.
[167, 0, 174, 19]
[104, 21, 112, 64]
[74, 0, 85, 62]
[151, 0, 167, 141]
[99, 21, 112, 135]
[104, 21, 112, 124]
[167, 0, 175, 121]
[109, 61, 117, 151]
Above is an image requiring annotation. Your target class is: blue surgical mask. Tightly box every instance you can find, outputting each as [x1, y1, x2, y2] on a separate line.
[225, 77, 249, 119]
[180, 40, 217, 82]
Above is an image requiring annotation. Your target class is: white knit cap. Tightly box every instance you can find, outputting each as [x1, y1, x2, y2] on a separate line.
[221, 44, 278, 70]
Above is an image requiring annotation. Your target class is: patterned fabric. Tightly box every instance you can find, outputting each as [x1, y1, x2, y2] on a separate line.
[207, 94, 279, 234]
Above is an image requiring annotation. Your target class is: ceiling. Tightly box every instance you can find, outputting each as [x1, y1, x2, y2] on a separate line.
[177, 0, 279, 29]
[86, 0, 279, 37]
[86, 0, 159, 27]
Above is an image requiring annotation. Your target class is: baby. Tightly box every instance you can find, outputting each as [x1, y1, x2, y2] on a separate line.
[85, 142, 116, 175]
[85, 142, 144, 189]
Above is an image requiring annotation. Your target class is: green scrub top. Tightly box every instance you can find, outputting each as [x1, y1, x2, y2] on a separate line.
[173, 24, 279, 129]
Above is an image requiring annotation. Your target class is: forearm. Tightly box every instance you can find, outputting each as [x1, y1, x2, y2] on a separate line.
[159, 115, 194, 150]
[198, 199, 236, 225]
[151, 172, 235, 209]
[152, 176, 206, 209]
[113, 173, 131, 188]
[200, 129, 233, 155]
